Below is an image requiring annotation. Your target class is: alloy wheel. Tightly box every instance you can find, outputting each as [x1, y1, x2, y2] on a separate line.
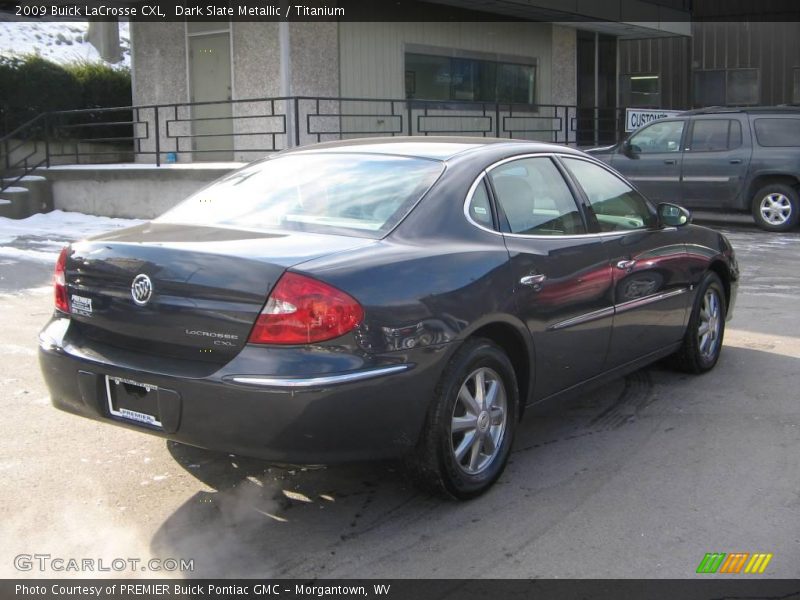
[697, 288, 722, 360]
[450, 367, 508, 475]
[759, 193, 793, 226]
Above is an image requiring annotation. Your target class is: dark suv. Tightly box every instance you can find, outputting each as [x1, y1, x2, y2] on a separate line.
[587, 107, 800, 232]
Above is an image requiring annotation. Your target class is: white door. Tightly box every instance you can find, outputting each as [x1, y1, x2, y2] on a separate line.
[189, 33, 233, 161]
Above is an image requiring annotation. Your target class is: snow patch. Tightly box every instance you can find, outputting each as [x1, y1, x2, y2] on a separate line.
[0, 20, 130, 67]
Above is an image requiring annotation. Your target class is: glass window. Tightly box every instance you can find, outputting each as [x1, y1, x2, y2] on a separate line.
[629, 120, 685, 154]
[694, 71, 725, 107]
[468, 179, 494, 228]
[694, 69, 760, 107]
[405, 52, 536, 104]
[622, 74, 661, 108]
[561, 158, 655, 232]
[157, 154, 444, 239]
[727, 69, 759, 105]
[489, 157, 584, 236]
[689, 119, 742, 152]
[754, 118, 800, 147]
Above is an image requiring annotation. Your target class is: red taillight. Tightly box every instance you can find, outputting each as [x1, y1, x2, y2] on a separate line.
[248, 272, 364, 345]
[54, 246, 70, 313]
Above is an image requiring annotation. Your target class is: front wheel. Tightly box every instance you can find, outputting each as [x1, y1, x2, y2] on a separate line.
[751, 184, 800, 232]
[673, 272, 727, 374]
[407, 338, 519, 499]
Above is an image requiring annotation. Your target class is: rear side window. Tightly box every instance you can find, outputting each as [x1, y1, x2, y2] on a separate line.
[689, 119, 742, 152]
[467, 179, 494, 228]
[754, 118, 800, 147]
[489, 157, 585, 236]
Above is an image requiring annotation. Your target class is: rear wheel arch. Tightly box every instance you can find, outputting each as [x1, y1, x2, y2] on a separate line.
[467, 321, 532, 416]
[746, 174, 800, 202]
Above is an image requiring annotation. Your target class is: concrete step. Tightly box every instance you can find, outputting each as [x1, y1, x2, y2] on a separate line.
[0, 186, 31, 219]
[17, 174, 53, 212]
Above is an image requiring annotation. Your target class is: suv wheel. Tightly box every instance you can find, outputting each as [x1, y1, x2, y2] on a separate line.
[751, 183, 800, 232]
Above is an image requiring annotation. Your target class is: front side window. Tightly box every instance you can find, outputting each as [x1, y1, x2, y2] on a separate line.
[628, 120, 685, 154]
[157, 153, 444, 239]
[561, 158, 655, 232]
[489, 157, 585, 236]
[689, 119, 742, 152]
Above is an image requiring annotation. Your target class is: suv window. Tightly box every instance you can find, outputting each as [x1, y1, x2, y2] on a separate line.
[489, 157, 585, 236]
[689, 119, 742, 152]
[629, 120, 685, 154]
[754, 118, 800, 147]
[561, 158, 655, 232]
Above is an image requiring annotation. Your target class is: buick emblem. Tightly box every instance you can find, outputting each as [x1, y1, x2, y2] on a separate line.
[131, 274, 153, 306]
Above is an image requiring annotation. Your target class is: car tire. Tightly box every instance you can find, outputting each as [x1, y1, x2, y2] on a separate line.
[673, 272, 726, 374]
[751, 183, 800, 232]
[406, 338, 519, 500]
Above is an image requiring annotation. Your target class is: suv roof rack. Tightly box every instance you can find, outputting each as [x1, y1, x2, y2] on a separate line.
[679, 105, 800, 116]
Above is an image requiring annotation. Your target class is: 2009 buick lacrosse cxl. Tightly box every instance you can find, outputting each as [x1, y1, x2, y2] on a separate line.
[39, 138, 738, 498]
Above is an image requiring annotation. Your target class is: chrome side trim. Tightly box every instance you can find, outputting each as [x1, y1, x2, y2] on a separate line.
[229, 364, 412, 388]
[547, 287, 690, 331]
[548, 306, 615, 331]
[615, 287, 689, 314]
[681, 176, 731, 183]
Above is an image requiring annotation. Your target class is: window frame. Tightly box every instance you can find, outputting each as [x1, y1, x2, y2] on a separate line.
[693, 68, 760, 107]
[686, 118, 743, 153]
[404, 47, 538, 106]
[627, 119, 688, 155]
[621, 73, 662, 108]
[555, 155, 659, 233]
[462, 153, 660, 238]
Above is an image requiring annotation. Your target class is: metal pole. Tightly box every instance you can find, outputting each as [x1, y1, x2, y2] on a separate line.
[594, 32, 600, 147]
[44, 114, 51, 168]
[154, 107, 161, 166]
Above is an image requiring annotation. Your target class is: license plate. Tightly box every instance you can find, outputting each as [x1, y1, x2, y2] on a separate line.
[105, 376, 162, 428]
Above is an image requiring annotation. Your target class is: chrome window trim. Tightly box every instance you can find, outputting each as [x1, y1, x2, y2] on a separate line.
[228, 364, 412, 389]
[462, 152, 663, 240]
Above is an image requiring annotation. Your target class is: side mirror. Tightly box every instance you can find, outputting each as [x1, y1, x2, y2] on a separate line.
[658, 202, 692, 228]
[621, 139, 636, 158]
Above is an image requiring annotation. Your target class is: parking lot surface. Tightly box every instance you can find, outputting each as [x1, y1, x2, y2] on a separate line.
[1, 214, 798, 578]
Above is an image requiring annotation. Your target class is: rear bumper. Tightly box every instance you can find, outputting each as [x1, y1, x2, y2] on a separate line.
[39, 317, 450, 464]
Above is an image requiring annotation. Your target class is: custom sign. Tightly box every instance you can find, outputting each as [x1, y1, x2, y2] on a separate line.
[625, 108, 683, 132]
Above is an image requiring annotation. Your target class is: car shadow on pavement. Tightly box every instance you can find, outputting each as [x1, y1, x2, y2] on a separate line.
[148, 345, 799, 578]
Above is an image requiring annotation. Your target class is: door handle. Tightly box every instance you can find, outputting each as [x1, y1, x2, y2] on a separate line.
[520, 274, 546, 287]
[729, 159, 742, 164]
[616, 259, 637, 271]
[663, 159, 676, 165]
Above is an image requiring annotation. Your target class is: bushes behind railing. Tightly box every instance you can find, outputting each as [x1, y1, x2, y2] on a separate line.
[0, 55, 132, 140]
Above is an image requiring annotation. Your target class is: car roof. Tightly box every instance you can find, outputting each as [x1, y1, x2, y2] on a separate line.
[680, 105, 800, 116]
[279, 136, 585, 161]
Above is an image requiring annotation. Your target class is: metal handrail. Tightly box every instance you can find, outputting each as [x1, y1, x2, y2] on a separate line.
[0, 95, 633, 194]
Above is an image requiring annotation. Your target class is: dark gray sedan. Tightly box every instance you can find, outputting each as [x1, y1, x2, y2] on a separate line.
[39, 138, 738, 498]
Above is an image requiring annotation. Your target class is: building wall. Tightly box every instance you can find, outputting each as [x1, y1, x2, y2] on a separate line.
[337, 22, 563, 142]
[619, 35, 691, 109]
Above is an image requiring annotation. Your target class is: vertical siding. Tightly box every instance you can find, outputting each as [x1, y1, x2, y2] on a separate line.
[619, 36, 691, 109]
[690, 21, 800, 106]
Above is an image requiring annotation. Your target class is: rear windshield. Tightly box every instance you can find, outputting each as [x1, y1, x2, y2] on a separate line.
[157, 153, 444, 238]
[753, 118, 800, 147]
